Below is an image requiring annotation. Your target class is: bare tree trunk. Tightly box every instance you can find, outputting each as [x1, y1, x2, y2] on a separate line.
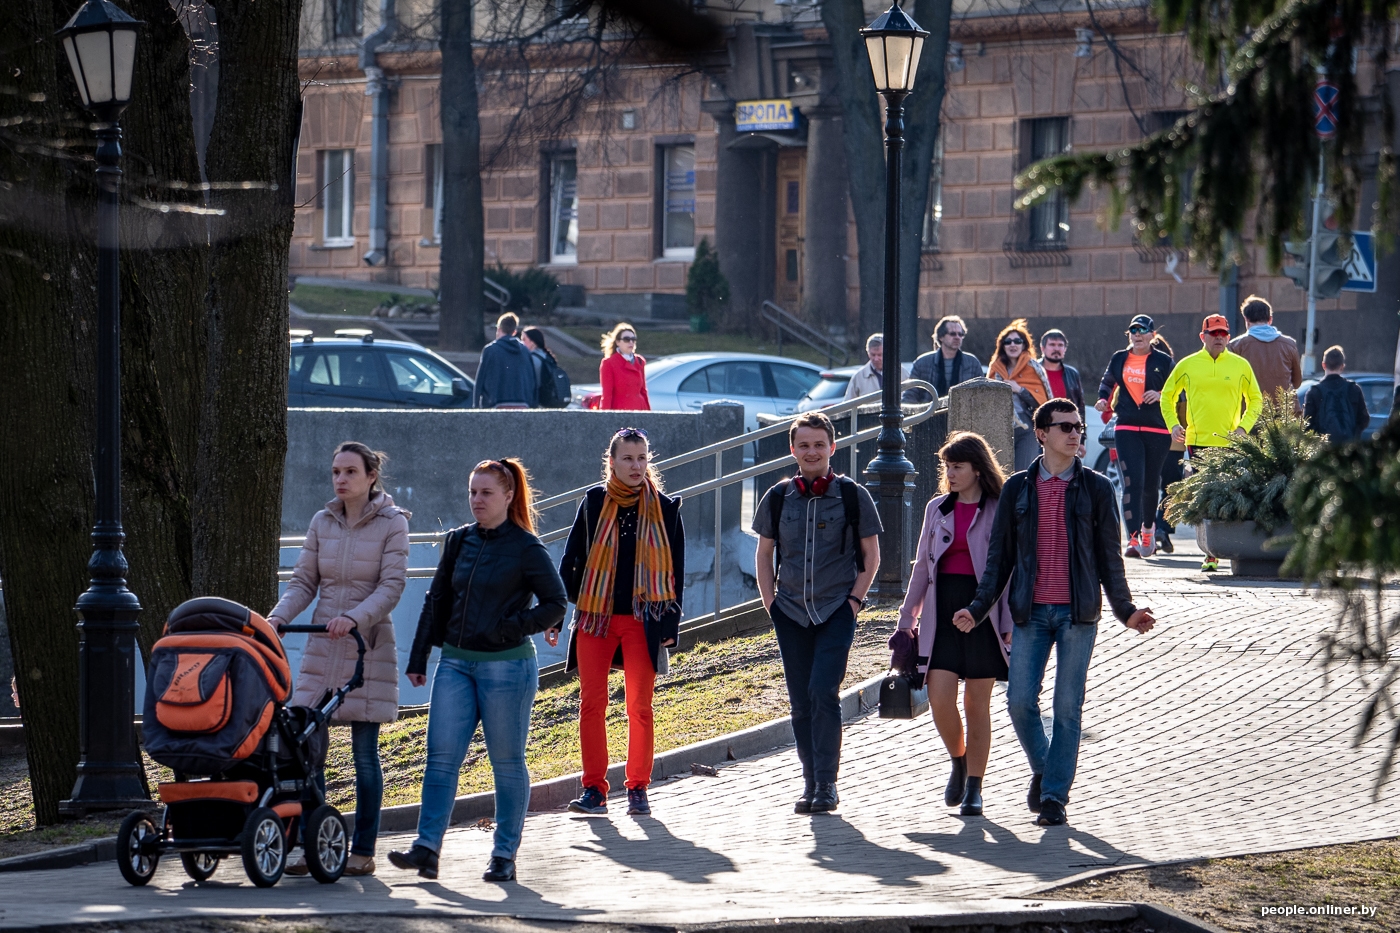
[438, 0, 487, 352]
[196, 0, 301, 611]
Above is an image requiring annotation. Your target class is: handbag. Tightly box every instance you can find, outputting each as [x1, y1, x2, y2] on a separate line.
[878, 670, 929, 719]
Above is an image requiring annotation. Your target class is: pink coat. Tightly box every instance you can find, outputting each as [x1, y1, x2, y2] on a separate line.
[897, 493, 1014, 671]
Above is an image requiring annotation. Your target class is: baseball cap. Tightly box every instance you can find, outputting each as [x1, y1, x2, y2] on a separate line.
[1128, 314, 1155, 331]
[1201, 314, 1230, 333]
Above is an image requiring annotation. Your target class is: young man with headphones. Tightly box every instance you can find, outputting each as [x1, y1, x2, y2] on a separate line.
[753, 412, 882, 815]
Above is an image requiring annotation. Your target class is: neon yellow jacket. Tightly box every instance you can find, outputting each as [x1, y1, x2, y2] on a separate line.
[1159, 347, 1263, 447]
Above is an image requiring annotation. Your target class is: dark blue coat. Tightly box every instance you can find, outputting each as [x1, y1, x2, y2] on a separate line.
[474, 336, 538, 408]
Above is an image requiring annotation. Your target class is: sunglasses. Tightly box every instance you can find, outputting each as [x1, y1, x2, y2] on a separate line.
[1002, 337, 1026, 346]
[615, 427, 648, 440]
[1046, 421, 1085, 436]
[1205, 329, 1230, 338]
[1128, 326, 1151, 335]
[617, 334, 637, 343]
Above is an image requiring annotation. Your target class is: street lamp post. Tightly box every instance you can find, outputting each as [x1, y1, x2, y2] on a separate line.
[860, 4, 927, 600]
[56, 0, 149, 817]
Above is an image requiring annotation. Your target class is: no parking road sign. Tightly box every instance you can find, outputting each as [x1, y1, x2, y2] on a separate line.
[1314, 81, 1340, 138]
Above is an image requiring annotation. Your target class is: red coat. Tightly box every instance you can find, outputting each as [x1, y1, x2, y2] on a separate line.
[600, 352, 650, 410]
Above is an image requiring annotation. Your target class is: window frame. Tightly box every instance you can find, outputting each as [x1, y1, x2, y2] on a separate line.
[425, 143, 444, 244]
[322, 149, 355, 247]
[331, 0, 363, 39]
[1021, 116, 1071, 248]
[657, 142, 697, 260]
[921, 128, 945, 253]
[543, 150, 579, 265]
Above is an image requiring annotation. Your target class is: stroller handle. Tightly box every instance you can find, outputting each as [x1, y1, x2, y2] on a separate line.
[277, 623, 367, 691]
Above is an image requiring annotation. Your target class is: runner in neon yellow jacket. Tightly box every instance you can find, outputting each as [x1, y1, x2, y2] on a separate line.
[1159, 315, 1264, 448]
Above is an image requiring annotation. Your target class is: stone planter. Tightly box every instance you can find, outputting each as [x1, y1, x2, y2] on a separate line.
[1202, 520, 1296, 578]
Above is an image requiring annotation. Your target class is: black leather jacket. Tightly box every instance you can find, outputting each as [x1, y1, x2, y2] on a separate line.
[1054, 362, 1085, 421]
[407, 519, 567, 674]
[965, 457, 1137, 626]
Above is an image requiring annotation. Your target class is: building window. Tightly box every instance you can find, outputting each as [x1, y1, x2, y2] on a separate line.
[548, 153, 578, 264]
[425, 144, 444, 243]
[322, 149, 354, 246]
[1023, 117, 1070, 246]
[921, 129, 944, 252]
[661, 144, 696, 259]
[332, 0, 363, 38]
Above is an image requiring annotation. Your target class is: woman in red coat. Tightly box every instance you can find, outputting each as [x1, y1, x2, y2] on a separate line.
[600, 322, 650, 410]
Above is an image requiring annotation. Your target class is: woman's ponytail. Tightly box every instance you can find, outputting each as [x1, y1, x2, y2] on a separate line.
[471, 457, 538, 534]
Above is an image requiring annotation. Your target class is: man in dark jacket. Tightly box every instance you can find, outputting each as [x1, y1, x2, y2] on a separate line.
[906, 315, 984, 402]
[954, 398, 1155, 827]
[474, 312, 539, 408]
[1304, 345, 1371, 443]
[1038, 329, 1084, 419]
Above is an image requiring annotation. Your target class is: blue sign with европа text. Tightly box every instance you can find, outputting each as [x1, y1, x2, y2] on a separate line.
[736, 99, 797, 132]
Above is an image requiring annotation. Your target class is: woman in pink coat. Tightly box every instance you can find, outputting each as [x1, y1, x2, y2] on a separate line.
[599, 322, 650, 410]
[269, 442, 410, 876]
[896, 432, 1012, 817]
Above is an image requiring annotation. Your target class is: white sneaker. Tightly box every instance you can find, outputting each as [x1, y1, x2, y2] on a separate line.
[1138, 528, 1156, 558]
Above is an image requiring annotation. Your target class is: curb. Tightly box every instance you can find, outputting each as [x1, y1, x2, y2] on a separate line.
[0, 837, 116, 873]
[1132, 901, 1230, 933]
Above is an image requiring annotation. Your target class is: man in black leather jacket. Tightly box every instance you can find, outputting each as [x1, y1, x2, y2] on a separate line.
[955, 398, 1154, 827]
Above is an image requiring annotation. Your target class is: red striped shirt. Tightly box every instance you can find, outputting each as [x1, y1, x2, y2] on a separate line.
[1033, 476, 1072, 605]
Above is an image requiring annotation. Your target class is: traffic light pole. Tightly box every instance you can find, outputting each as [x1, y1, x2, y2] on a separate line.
[1303, 146, 1324, 376]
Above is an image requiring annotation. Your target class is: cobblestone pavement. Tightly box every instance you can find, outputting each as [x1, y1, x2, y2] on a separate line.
[1, 539, 1396, 927]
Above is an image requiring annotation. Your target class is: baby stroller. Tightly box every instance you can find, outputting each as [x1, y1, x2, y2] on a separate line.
[117, 596, 365, 888]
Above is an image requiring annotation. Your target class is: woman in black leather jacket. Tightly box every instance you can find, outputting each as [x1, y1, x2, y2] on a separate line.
[389, 458, 566, 885]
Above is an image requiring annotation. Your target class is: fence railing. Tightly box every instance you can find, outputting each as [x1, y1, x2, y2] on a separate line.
[483, 275, 510, 312]
[279, 381, 941, 621]
[760, 300, 851, 368]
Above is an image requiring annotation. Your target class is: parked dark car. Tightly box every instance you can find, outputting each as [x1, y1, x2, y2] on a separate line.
[1297, 371, 1395, 441]
[288, 329, 475, 408]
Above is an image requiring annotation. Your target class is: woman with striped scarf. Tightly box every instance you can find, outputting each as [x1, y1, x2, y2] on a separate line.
[556, 427, 685, 817]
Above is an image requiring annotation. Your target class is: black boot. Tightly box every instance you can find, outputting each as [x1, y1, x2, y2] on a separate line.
[1027, 773, 1043, 813]
[960, 776, 984, 816]
[945, 754, 967, 807]
[387, 844, 439, 880]
[810, 782, 839, 813]
[482, 856, 516, 883]
[794, 777, 816, 814]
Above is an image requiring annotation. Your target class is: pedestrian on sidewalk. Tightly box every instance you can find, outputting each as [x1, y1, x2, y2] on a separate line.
[1095, 315, 1175, 559]
[475, 312, 539, 409]
[844, 334, 885, 400]
[753, 412, 882, 814]
[390, 458, 567, 884]
[987, 319, 1052, 472]
[1150, 335, 1184, 555]
[1228, 295, 1302, 409]
[269, 442, 410, 878]
[1159, 314, 1263, 572]
[1304, 345, 1370, 443]
[521, 327, 572, 408]
[954, 399, 1155, 827]
[894, 432, 1012, 817]
[558, 427, 685, 818]
[907, 315, 984, 403]
[1038, 329, 1084, 422]
[600, 322, 650, 410]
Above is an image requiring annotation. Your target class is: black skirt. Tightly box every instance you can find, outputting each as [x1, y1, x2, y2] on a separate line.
[927, 572, 1008, 682]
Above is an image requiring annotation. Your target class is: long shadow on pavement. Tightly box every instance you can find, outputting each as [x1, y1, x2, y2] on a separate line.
[907, 815, 1142, 885]
[807, 814, 948, 887]
[413, 878, 603, 920]
[574, 815, 739, 884]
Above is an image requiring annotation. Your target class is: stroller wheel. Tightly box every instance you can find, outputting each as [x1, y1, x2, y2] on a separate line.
[240, 807, 287, 887]
[117, 810, 161, 886]
[305, 805, 348, 884]
[180, 852, 220, 882]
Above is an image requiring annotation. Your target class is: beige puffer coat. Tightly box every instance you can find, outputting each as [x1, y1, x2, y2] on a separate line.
[270, 492, 410, 723]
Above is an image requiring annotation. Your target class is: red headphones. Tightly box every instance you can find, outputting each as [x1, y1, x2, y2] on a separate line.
[794, 472, 835, 498]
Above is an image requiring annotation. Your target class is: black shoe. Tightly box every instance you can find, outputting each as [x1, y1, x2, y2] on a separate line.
[626, 787, 651, 816]
[1027, 774, 1042, 813]
[482, 856, 515, 883]
[944, 754, 967, 807]
[809, 782, 839, 813]
[568, 785, 608, 815]
[1037, 799, 1067, 826]
[794, 779, 816, 814]
[1157, 530, 1174, 554]
[959, 776, 984, 816]
[387, 845, 439, 880]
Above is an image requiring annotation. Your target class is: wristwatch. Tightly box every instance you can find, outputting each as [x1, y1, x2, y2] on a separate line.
[848, 593, 868, 610]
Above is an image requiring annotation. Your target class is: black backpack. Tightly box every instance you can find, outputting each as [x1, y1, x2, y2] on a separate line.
[1314, 378, 1359, 442]
[536, 351, 572, 408]
[766, 476, 866, 572]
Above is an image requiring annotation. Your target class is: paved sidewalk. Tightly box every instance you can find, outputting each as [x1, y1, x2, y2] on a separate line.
[1, 540, 1396, 927]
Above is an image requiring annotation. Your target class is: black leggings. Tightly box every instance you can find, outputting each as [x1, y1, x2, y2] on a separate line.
[1156, 449, 1185, 532]
[1116, 429, 1171, 532]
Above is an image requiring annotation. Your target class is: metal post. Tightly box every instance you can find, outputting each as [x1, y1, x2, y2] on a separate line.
[1302, 146, 1325, 376]
[864, 90, 917, 601]
[850, 407, 858, 477]
[61, 118, 147, 817]
[713, 452, 723, 621]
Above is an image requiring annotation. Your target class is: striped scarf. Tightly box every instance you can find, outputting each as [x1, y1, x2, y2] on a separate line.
[575, 475, 676, 638]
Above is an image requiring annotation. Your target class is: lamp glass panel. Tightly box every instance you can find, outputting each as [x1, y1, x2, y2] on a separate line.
[884, 35, 915, 91]
[905, 35, 925, 92]
[62, 36, 90, 106]
[111, 29, 137, 103]
[74, 31, 113, 103]
[864, 35, 888, 91]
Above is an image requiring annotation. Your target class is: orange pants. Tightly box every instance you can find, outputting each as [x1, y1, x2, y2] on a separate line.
[577, 614, 655, 793]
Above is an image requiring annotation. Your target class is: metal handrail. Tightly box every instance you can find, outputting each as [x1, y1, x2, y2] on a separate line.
[760, 300, 851, 367]
[483, 275, 510, 311]
[280, 379, 945, 620]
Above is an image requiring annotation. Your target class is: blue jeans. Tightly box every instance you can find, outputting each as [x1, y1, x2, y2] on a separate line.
[1006, 604, 1097, 806]
[414, 655, 538, 860]
[770, 602, 857, 784]
[309, 721, 383, 856]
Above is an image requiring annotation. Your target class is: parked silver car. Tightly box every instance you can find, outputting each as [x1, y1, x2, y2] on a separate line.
[572, 352, 825, 431]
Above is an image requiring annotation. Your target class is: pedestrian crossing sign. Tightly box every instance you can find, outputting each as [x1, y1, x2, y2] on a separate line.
[1343, 231, 1377, 293]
